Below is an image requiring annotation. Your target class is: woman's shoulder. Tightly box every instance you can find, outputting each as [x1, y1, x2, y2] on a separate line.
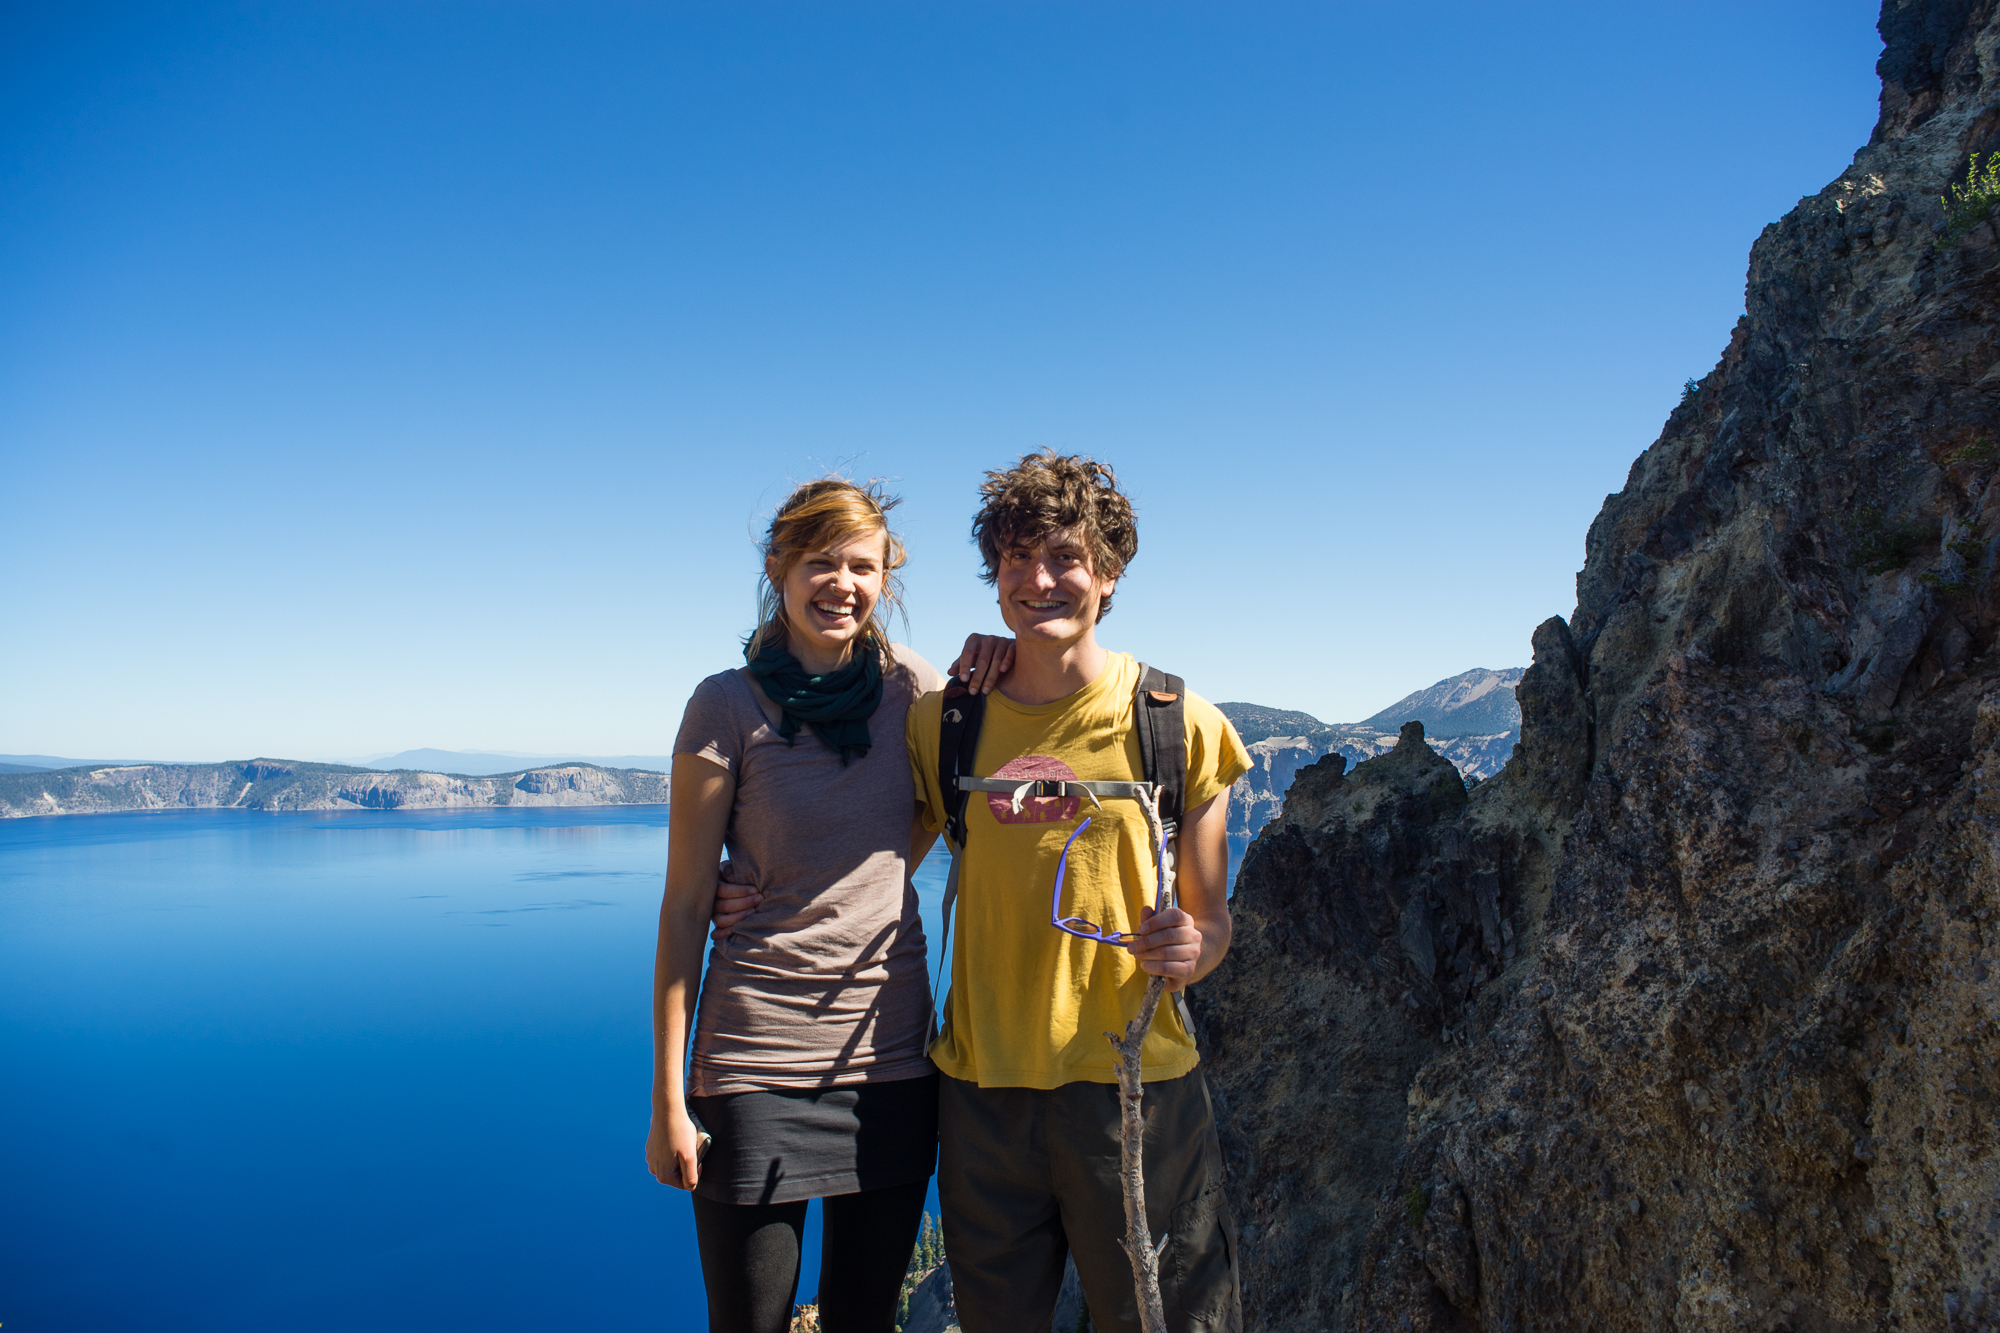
[674, 669, 762, 768]
[680, 667, 763, 727]
[883, 642, 947, 696]
[688, 666, 754, 704]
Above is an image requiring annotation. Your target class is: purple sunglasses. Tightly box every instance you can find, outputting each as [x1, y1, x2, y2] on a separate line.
[1049, 817, 1140, 945]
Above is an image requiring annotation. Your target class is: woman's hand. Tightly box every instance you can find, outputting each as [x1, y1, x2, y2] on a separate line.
[709, 860, 762, 941]
[947, 633, 1015, 694]
[646, 1106, 704, 1190]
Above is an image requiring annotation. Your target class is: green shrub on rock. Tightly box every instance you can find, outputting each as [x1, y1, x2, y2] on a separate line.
[1936, 151, 2000, 248]
[1844, 506, 1934, 575]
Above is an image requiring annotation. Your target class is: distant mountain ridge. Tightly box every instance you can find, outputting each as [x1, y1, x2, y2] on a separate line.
[0, 759, 669, 819]
[1357, 666, 1525, 737]
[343, 748, 679, 777]
[1, 749, 679, 779]
[0, 754, 162, 772]
[1213, 705, 1341, 746]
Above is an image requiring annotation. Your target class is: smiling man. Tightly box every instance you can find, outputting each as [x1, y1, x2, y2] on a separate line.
[907, 451, 1250, 1333]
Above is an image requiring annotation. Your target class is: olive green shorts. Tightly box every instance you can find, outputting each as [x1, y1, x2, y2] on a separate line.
[937, 1068, 1242, 1333]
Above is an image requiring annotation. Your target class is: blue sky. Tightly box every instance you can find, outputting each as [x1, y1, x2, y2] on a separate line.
[2, 1, 1884, 761]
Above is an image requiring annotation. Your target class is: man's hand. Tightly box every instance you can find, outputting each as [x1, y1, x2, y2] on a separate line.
[710, 865, 762, 942]
[1128, 903, 1203, 992]
[945, 633, 1015, 694]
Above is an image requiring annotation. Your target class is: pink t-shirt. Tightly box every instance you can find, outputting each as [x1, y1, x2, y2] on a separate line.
[675, 643, 945, 1096]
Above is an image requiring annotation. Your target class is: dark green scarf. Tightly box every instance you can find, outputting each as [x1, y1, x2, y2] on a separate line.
[744, 642, 884, 765]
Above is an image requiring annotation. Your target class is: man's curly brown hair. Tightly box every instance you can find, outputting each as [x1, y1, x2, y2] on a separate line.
[971, 450, 1138, 622]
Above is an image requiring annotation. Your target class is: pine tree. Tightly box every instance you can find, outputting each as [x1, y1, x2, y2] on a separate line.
[895, 1211, 947, 1330]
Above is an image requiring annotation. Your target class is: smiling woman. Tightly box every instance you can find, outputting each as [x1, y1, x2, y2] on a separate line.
[743, 480, 909, 676]
[775, 537, 887, 670]
[737, 483, 909, 767]
[647, 477, 1000, 1333]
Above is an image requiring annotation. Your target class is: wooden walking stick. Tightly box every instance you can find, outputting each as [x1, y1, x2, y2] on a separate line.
[1103, 787, 1176, 1333]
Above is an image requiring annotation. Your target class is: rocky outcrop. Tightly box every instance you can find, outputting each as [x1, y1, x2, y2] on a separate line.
[1192, 3, 2000, 1328]
[1195, 645, 1579, 1327]
[898, 1264, 959, 1333]
[1222, 697, 1523, 848]
[1232, 736, 1345, 844]
[1427, 732, 1517, 788]
[0, 759, 669, 818]
[1228, 729, 1520, 846]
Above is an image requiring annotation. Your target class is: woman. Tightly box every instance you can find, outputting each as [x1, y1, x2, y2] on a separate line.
[648, 478, 1006, 1333]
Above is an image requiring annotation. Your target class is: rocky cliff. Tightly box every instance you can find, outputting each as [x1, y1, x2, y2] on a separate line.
[0, 759, 670, 818]
[1192, 3, 2000, 1328]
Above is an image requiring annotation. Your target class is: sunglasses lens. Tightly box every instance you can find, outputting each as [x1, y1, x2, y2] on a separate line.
[1054, 915, 1138, 945]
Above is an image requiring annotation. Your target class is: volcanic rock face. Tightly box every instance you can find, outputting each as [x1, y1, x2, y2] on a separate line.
[1191, 3, 2000, 1328]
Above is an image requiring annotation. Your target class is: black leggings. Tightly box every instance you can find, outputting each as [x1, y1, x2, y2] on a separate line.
[691, 1178, 930, 1333]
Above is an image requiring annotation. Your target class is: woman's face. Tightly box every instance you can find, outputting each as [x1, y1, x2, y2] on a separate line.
[773, 530, 889, 672]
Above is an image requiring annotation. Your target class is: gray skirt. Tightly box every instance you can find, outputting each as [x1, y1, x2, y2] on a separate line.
[689, 1071, 939, 1206]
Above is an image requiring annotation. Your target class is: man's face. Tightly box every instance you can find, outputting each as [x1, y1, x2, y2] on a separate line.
[995, 526, 1115, 647]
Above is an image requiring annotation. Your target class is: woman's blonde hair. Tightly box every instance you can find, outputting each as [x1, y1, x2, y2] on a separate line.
[745, 478, 908, 663]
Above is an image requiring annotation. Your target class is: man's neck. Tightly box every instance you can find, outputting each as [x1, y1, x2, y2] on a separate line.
[998, 632, 1111, 706]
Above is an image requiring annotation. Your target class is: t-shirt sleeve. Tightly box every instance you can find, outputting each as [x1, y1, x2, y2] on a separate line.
[905, 688, 946, 837]
[674, 674, 743, 774]
[1182, 689, 1251, 814]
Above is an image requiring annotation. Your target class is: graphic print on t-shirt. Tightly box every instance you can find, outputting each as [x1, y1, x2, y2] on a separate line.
[986, 755, 1082, 824]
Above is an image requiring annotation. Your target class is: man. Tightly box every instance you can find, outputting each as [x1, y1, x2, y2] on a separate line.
[908, 450, 1250, 1333]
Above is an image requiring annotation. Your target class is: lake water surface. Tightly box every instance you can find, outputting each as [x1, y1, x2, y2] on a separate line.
[0, 807, 952, 1332]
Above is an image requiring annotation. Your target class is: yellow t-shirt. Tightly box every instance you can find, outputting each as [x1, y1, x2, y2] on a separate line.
[907, 653, 1251, 1089]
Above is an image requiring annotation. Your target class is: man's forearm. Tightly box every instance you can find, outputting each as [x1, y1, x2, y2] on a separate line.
[1189, 908, 1232, 985]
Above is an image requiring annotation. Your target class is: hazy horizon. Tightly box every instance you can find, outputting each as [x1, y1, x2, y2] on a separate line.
[3, 658, 1525, 767]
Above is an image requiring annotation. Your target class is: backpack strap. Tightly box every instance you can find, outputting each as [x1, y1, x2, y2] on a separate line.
[928, 681, 987, 1043]
[927, 854, 961, 1044]
[1135, 663, 1197, 1038]
[1134, 664, 1187, 835]
[937, 682, 987, 853]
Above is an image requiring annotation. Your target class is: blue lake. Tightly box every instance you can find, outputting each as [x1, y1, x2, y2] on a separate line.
[0, 807, 955, 1332]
